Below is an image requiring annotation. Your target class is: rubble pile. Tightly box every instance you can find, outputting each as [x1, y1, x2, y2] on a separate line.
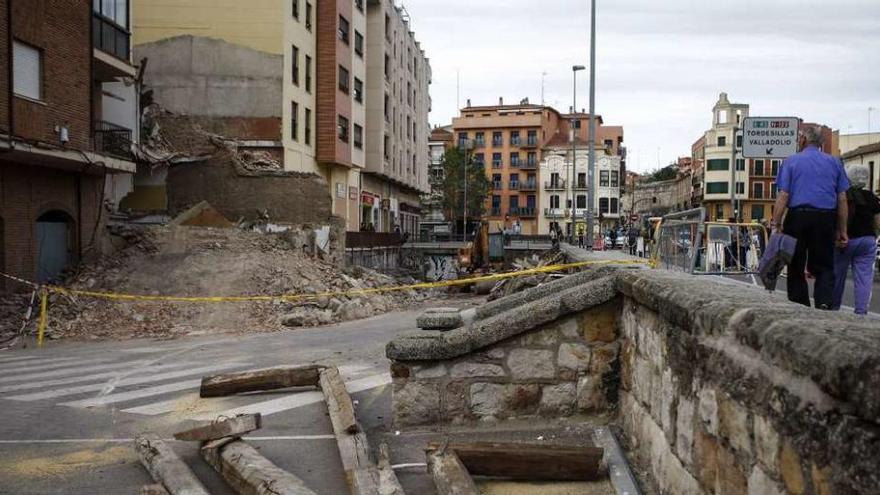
[486, 248, 566, 301]
[32, 225, 434, 341]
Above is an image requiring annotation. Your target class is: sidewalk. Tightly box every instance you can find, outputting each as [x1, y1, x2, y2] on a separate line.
[560, 243, 646, 264]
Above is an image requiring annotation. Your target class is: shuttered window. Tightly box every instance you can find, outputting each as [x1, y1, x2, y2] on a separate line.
[13, 41, 42, 101]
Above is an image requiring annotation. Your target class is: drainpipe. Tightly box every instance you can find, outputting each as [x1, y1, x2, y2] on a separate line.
[6, 0, 14, 147]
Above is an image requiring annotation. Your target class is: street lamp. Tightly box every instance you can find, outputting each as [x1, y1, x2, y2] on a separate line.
[570, 65, 586, 243]
[586, 0, 598, 249]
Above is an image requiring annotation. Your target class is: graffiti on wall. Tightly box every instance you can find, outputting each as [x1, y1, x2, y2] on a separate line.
[425, 255, 458, 281]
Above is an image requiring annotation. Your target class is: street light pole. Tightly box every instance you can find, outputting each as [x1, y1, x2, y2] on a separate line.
[572, 65, 585, 243]
[586, 0, 597, 249]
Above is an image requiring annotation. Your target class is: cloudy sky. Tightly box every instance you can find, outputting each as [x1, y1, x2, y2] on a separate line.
[403, 0, 880, 173]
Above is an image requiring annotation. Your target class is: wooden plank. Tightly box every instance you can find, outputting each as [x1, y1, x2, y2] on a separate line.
[425, 442, 604, 481]
[174, 414, 262, 442]
[200, 365, 323, 397]
[140, 485, 170, 495]
[426, 448, 481, 495]
[318, 367, 358, 434]
[134, 433, 211, 495]
[377, 443, 406, 495]
[201, 439, 317, 495]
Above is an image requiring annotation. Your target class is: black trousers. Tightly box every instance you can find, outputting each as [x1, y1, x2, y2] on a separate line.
[783, 209, 837, 308]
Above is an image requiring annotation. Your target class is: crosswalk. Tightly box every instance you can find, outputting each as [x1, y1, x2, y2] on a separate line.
[0, 349, 391, 420]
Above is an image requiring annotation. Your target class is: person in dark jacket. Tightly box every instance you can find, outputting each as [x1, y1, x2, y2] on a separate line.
[832, 163, 880, 314]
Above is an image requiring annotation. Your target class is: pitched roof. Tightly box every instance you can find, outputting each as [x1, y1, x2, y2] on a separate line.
[841, 141, 880, 160]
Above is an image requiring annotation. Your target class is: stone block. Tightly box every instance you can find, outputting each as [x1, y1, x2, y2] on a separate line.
[538, 382, 577, 415]
[718, 394, 752, 454]
[393, 381, 440, 427]
[577, 375, 605, 412]
[557, 343, 591, 372]
[507, 384, 541, 414]
[753, 415, 780, 472]
[469, 382, 506, 417]
[416, 307, 463, 330]
[780, 441, 805, 495]
[442, 381, 469, 422]
[619, 340, 635, 391]
[676, 396, 695, 467]
[698, 387, 719, 435]
[507, 349, 556, 380]
[411, 363, 448, 379]
[580, 301, 619, 343]
[449, 362, 505, 378]
[590, 342, 620, 376]
[748, 466, 784, 495]
[659, 368, 676, 438]
[390, 362, 410, 379]
[559, 369, 577, 381]
[557, 317, 580, 339]
[476, 347, 505, 360]
[516, 326, 561, 347]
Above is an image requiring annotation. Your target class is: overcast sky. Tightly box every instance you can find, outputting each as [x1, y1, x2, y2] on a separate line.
[403, 0, 880, 173]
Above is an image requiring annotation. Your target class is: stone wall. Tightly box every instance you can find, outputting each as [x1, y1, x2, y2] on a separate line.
[385, 265, 880, 494]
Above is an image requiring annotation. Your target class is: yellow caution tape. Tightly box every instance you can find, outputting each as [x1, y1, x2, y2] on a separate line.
[37, 290, 48, 348]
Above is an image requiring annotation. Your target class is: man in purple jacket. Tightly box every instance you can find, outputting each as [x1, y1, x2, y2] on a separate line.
[770, 125, 850, 309]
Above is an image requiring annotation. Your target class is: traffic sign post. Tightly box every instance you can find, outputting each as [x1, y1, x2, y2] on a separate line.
[742, 117, 799, 159]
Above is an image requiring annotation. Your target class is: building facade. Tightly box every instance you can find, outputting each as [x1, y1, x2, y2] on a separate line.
[421, 126, 453, 237]
[363, 0, 431, 235]
[1, 0, 138, 289]
[842, 142, 880, 194]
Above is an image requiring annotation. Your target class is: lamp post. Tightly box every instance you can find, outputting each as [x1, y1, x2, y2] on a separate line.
[571, 65, 586, 243]
[586, 0, 598, 249]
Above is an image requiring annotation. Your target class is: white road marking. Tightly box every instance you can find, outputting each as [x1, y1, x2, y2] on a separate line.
[191, 372, 391, 420]
[61, 379, 204, 408]
[0, 357, 99, 374]
[0, 355, 47, 364]
[0, 360, 150, 384]
[8, 362, 248, 401]
[0, 362, 193, 394]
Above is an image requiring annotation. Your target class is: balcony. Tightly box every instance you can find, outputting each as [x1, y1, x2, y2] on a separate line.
[544, 180, 566, 190]
[544, 208, 565, 218]
[509, 181, 521, 190]
[518, 160, 537, 170]
[511, 207, 536, 217]
[490, 207, 502, 216]
[473, 140, 485, 149]
[93, 13, 130, 62]
[491, 161, 503, 169]
[93, 120, 133, 159]
[520, 180, 537, 191]
[520, 137, 539, 148]
[574, 180, 589, 190]
[492, 181, 503, 189]
[491, 140, 503, 147]
[510, 138, 522, 147]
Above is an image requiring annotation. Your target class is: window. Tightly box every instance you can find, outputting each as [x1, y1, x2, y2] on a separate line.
[290, 102, 298, 141]
[291, 45, 299, 85]
[753, 183, 764, 199]
[707, 159, 729, 171]
[527, 130, 537, 145]
[384, 135, 390, 159]
[354, 124, 363, 149]
[770, 159, 780, 176]
[610, 198, 619, 214]
[576, 195, 587, 208]
[510, 173, 520, 186]
[292, 0, 299, 19]
[492, 153, 502, 168]
[304, 108, 311, 145]
[736, 134, 743, 148]
[458, 132, 468, 148]
[338, 65, 349, 93]
[754, 159, 765, 176]
[736, 159, 745, 171]
[751, 205, 765, 221]
[509, 196, 519, 210]
[717, 136, 727, 147]
[510, 152, 521, 166]
[474, 153, 484, 165]
[353, 78, 363, 103]
[599, 198, 610, 214]
[715, 204, 725, 220]
[355, 31, 364, 58]
[550, 195, 560, 209]
[600, 171, 609, 187]
[527, 152, 537, 166]
[577, 173, 586, 188]
[736, 182, 745, 194]
[770, 182, 777, 199]
[573, 120, 581, 129]
[474, 132, 485, 146]
[604, 139, 614, 150]
[510, 131, 521, 146]
[610, 171, 619, 188]
[384, 54, 390, 79]
[305, 2, 312, 30]
[338, 115, 349, 142]
[492, 173, 502, 188]
[305, 55, 312, 92]
[492, 132, 503, 146]
[13, 41, 41, 101]
[706, 182, 729, 194]
[338, 15, 350, 43]
[385, 14, 391, 40]
[355, 0, 364, 12]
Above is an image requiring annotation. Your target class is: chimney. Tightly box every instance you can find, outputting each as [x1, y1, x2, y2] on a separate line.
[466, 98, 471, 107]
[582, 108, 585, 113]
[499, 97, 503, 105]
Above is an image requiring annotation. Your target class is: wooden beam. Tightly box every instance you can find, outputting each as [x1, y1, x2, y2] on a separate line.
[174, 414, 262, 442]
[319, 367, 358, 434]
[200, 365, 323, 398]
[377, 443, 406, 495]
[201, 439, 317, 495]
[425, 442, 604, 481]
[134, 433, 210, 495]
[426, 448, 481, 495]
[139, 485, 170, 495]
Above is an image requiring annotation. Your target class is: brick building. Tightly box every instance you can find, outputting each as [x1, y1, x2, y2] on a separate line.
[1, 0, 138, 289]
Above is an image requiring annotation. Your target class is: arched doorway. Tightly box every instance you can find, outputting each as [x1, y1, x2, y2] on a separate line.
[36, 210, 75, 283]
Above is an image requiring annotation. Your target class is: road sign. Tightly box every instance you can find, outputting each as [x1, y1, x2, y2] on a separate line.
[742, 117, 799, 159]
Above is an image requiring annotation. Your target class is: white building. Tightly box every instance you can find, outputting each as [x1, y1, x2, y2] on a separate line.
[702, 92, 750, 221]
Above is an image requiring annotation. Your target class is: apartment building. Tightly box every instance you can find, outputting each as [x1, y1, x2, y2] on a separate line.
[133, 0, 409, 232]
[452, 100, 624, 236]
[364, 0, 431, 235]
[421, 126, 454, 237]
[1, 0, 138, 288]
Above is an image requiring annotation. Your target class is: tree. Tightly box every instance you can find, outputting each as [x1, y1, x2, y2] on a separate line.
[642, 164, 678, 183]
[440, 147, 490, 235]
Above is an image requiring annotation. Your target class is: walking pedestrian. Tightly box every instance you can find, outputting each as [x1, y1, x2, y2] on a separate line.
[628, 228, 638, 256]
[577, 227, 585, 249]
[550, 226, 558, 248]
[832, 163, 880, 314]
[770, 125, 850, 309]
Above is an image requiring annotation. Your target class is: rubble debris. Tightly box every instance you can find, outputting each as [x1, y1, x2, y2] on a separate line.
[201, 438, 317, 495]
[425, 441, 604, 481]
[173, 414, 262, 442]
[134, 432, 210, 495]
[200, 365, 323, 398]
[416, 307, 463, 331]
[169, 201, 233, 228]
[319, 367, 358, 434]
[426, 447, 481, 495]
[487, 249, 566, 301]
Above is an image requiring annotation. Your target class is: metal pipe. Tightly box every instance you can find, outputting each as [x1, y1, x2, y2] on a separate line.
[586, 0, 597, 248]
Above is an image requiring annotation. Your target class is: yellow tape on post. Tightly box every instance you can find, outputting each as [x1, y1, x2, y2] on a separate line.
[37, 289, 48, 348]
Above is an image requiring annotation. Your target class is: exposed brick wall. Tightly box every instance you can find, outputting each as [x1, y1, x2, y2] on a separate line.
[315, 0, 351, 167]
[166, 152, 333, 225]
[0, 160, 104, 289]
[0, 0, 9, 134]
[7, 0, 91, 150]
